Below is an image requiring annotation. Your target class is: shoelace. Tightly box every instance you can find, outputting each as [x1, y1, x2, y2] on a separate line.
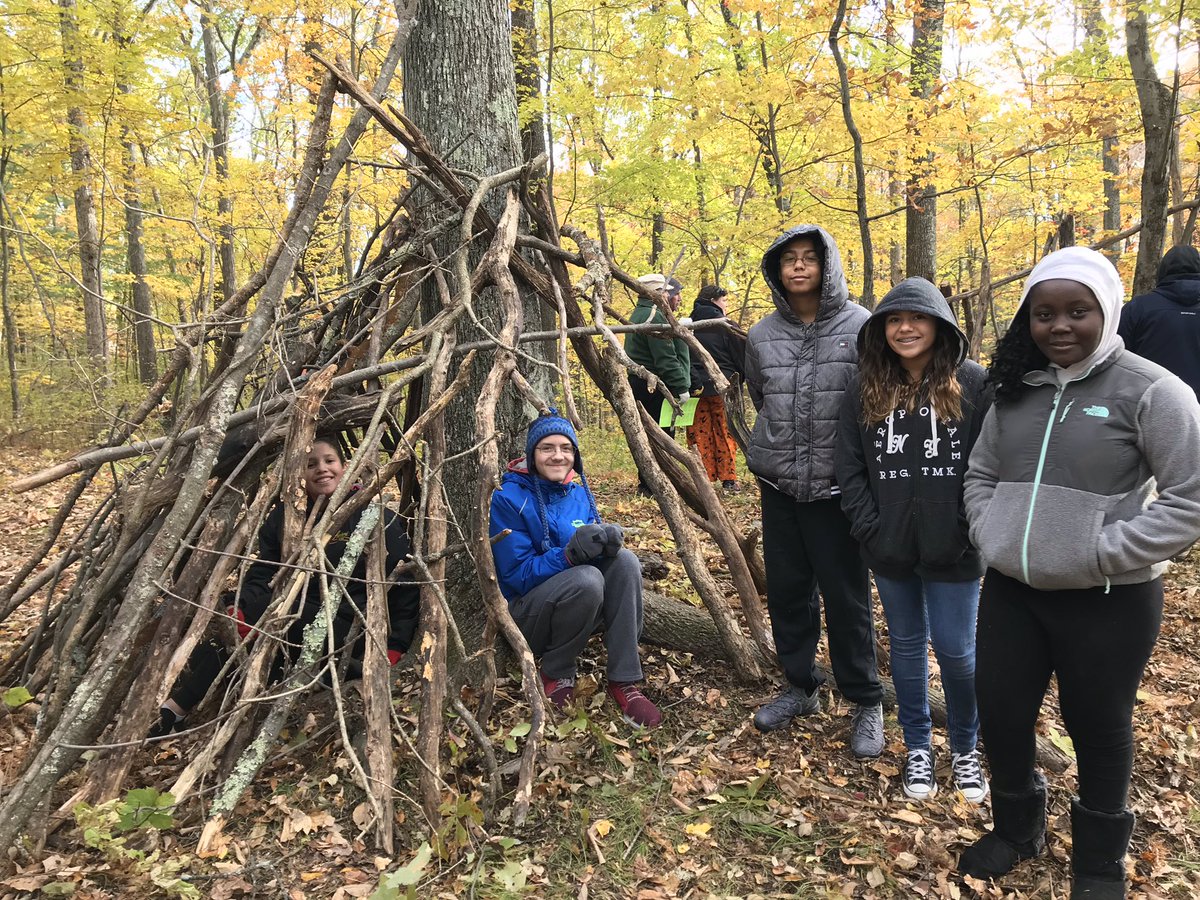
[952, 752, 983, 787]
[616, 684, 646, 704]
[853, 705, 882, 737]
[907, 749, 934, 785]
[550, 675, 576, 690]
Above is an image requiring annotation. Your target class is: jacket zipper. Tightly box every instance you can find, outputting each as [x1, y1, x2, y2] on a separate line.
[1020, 384, 1065, 583]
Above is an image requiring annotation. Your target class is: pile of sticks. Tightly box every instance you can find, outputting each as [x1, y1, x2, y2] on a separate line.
[0, 53, 775, 858]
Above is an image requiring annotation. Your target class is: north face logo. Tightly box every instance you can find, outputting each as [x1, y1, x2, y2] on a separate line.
[1083, 405, 1110, 418]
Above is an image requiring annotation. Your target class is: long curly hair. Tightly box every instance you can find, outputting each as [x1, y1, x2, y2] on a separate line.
[988, 306, 1048, 404]
[859, 319, 963, 424]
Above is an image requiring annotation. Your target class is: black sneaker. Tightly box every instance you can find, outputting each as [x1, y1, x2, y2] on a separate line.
[903, 747, 937, 800]
[752, 685, 819, 732]
[952, 750, 990, 804]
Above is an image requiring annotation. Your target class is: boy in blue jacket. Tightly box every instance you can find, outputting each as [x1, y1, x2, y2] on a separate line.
[489, 410, 662, 728]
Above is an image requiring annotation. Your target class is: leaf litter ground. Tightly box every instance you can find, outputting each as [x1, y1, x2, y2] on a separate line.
[0, 453, 1198, 899]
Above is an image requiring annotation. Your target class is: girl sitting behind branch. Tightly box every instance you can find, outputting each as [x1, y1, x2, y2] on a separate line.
[153, 437, 420, 735]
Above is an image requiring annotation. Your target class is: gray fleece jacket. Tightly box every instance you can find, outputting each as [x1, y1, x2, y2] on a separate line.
[745, 225, 869, 502]
[965, 348, 1200, 591]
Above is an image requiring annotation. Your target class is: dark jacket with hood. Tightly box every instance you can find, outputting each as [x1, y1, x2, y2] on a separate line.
[745, 225, 868, 501]
[237, 496, 420, 657]
[489, 459, 602, 602]
[688, 296, 747, 397]
[835, 278, 991, 582]
[1117, 245, 1200, 398]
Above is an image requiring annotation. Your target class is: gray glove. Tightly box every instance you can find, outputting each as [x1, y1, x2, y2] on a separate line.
[565, 524, 606, 565]
[600, 523, 625, 557]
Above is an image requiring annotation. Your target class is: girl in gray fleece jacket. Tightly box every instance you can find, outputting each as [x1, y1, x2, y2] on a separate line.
[958, 247, 1200, 900]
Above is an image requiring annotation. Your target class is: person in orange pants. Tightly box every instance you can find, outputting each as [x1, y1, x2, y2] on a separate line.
[685, 285, 746, 490]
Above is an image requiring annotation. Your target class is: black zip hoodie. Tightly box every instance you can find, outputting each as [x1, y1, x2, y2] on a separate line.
[835, 278, 992, 582]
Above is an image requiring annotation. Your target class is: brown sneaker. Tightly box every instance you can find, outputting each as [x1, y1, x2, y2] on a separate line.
[607, 682, 662, 728]
[539, 671, 575, 709]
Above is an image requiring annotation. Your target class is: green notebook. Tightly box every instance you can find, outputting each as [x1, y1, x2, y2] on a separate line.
[658, 396, 699, 428]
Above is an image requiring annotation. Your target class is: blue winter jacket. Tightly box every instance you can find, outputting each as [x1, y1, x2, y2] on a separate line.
[489, 460, 602, 601]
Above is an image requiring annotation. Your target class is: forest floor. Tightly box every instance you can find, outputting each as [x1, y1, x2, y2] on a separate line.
[1, 444, 1199, 899]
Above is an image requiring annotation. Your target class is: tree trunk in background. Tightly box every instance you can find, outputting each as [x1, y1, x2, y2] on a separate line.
[512, 0, 547, 189]
[59, 0, 107, 375]
[201, 1, 237, 304]
[1169, 131, 1184, 245]
[905, 0, 944, 283]
[1125, 3, 1173, 295]
[0, 179, 18, 418]
[404, 0, 555, 658]
[1082, 3, 1122, 258]
[1057, 213, 1076, 249]
[122, 134, 156, 385]
[118, 53, 157, 386]
[829, 0, 874, 308]
[650, 210, 664, 270]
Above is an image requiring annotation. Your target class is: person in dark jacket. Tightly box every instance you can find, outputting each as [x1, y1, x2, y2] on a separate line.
[744, 225, 884, 757]
[836, 278, 991, 803]
[1117, 245, 1200, 398]
[152, 438, 420, 735]
[490, 410, 661, 728]
[685, 284, 747, 491]
[625, 274, 692, 495]
[958, 248, 1200, 899]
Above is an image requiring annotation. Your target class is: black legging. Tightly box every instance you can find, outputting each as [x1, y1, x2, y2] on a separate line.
[975, 569, 1162, 813]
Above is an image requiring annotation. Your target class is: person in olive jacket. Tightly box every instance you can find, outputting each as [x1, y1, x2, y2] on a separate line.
[836, 277, 991, 804]
[625, 274, 691, 494]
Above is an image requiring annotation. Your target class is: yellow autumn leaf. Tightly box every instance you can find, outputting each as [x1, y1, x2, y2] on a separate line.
[684, 822, 712, 837]
[592, 819, 613, 838]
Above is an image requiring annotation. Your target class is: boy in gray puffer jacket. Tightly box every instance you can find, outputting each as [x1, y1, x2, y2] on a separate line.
[744, 225, 884, 756]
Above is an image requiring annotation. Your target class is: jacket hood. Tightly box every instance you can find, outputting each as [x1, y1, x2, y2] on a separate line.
[1158, 245, 1200, 281]
[690, 299, 725, 321]
[760, 225, 849, 322]
[858, 277, 967, 365]
[1015, 246, 1125, 382]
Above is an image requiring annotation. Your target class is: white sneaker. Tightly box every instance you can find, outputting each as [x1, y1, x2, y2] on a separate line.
[952, 750, 990, 804]
[903, 747, 937, 800]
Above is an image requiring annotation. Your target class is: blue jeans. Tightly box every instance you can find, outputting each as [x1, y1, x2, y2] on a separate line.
[873, 573, 980, 754]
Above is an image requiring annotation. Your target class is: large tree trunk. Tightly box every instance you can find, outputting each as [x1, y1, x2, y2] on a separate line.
[403, 0, 555, 661]
[59, 0, 107, 375]
[1125, 3, 1174, 294]
[905, 0, 944, 283]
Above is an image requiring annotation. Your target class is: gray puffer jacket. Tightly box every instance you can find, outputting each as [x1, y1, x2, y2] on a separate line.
[745, 225, 869, 501]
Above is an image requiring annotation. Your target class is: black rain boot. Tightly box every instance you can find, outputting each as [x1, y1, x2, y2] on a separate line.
[1069, 798, 1135, 899]
[958, 771, 1047, 880]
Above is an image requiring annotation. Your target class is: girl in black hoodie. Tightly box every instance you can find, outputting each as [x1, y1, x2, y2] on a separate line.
[836, 278, 992, 803]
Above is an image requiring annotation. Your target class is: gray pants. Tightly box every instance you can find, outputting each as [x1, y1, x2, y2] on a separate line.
[510, 548, 644, 682]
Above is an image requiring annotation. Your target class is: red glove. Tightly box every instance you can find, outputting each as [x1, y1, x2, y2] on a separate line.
[228, 606, 252, 640]
[388, 650, 403, 666]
